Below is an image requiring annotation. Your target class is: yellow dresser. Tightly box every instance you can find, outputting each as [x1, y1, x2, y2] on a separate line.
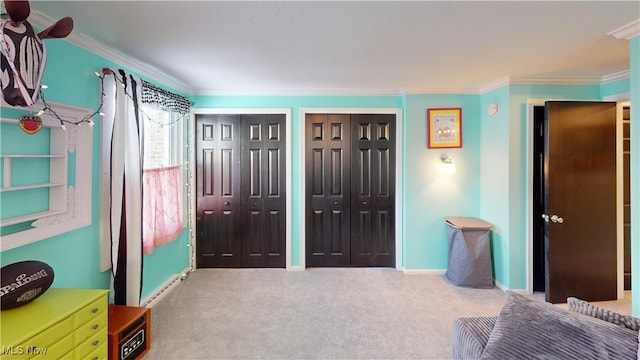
[1, 288, 109, 360]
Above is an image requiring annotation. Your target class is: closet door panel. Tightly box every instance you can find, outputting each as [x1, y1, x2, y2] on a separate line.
[305, 114, 351, 266]
[196, 115, 242, 267]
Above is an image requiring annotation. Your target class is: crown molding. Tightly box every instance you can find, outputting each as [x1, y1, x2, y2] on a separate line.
[29, 10, 191, 95]
[601, 70, 630, 84]
[511, 76, 602, 85]
[402, 87, 481, 95]
[478, 76, 511, 93]
[607, 19, 640, 40]
[477, 71, 630, 94]
[191, 87, 405, 97]
[193, 86, 482, 96]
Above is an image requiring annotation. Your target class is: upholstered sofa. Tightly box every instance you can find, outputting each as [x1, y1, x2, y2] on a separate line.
[453, 292, 640, 359]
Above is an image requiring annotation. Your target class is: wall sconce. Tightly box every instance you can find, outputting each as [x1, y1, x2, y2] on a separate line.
[440, 154, 456, 175]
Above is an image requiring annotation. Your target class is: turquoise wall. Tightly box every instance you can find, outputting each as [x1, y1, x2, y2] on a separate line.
[601, 79, 630, 99]
[1, 40, 111, 290]
[1, 32, 636, 314]
[402, 94, 482, 269]
[479, 85, 511, 286]
[0, 39, 189, 301]
[630, 36, 639, 317]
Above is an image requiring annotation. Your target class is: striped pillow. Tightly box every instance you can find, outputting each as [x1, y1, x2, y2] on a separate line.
[567, 297, 640, 331]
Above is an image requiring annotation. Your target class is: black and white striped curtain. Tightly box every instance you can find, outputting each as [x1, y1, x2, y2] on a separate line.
[101, 68, 144, 306]
[99, 69, 192, 306]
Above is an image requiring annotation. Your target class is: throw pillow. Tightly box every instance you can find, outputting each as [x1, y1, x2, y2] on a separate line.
[480, 292, 638, 360]
[568, 296, 640, 331]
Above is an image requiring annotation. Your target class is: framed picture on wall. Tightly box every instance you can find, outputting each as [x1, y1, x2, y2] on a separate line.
[427, 108, 462, 148]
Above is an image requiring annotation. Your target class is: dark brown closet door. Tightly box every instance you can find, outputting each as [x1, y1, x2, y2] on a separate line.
[196, 114, 286, 268]
[241, 114, 286, 267]
[305, 113, 396, 267]
[350, 114, 396, 267]
[306, 114, 352, 266]
[196, 114, 242, 267]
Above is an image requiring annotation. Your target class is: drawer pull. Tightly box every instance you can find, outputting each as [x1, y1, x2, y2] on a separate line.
[92, 324, 99, 330]
[91, 308, 99, 313]
[93, 340, 100, 346]
[92, 357, 99, 360]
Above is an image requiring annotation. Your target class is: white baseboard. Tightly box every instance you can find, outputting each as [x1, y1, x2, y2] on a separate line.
[140, 267, 191, 308]
[402, 269, 447, 275]
[493, 279, 529, 295]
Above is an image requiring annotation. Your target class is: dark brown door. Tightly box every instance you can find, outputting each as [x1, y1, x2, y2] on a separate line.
[241, 115, 286, 267]
[196, 114, 242, 267]
[196, 114, 286, 268]
[544, 101, 617, 303]
[305, 113, 396, 267]
[350, 114, 396, 266]
[306, 114, 352, 266]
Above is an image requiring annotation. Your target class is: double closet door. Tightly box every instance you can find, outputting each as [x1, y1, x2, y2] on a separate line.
[195, 114, 286, 268]
[306, 114, 396, 267]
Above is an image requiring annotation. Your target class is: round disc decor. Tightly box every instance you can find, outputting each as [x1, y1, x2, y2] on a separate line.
[487, 103, 500, 116]
[18, 114, 43, 134]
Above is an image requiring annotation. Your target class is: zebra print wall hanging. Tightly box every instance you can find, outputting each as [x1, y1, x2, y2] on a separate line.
[1, 0, 73, 107]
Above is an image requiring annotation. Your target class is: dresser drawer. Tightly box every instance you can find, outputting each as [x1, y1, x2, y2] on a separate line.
[81, 341, 107, 360]
[19, 316, 73, 354]
[75, 312, 108, 346]
[30, 332, 73, 360]
[0, 318, 74, 360]
[73, 297, 108, 327]
[74, 331, 106, 359]
[1, 289, 108, 360]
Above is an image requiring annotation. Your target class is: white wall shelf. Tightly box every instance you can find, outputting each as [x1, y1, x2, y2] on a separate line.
[0, 183, 67, 192]
[1, 210, 66, 226]
[0, 100, 93, 251]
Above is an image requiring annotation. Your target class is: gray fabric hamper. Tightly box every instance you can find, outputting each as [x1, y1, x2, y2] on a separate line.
[445, 216, 493, 288]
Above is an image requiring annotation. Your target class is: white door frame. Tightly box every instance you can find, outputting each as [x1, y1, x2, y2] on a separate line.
[299, 108, 404, 270]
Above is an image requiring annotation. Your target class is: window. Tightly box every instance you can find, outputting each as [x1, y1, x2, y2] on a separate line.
[142, 104, 183, 169]
[140, 103, 186, 254]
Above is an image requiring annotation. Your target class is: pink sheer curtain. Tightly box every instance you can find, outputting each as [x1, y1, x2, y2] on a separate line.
[142, 165, 184, 254]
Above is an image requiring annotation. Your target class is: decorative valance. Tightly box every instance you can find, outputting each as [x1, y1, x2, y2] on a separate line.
[140, 79, 193, 115]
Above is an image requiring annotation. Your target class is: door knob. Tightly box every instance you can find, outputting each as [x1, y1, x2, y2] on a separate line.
[333, 201, 339, 205]
[224, 201, 230, 206]
[542, 214, 549, 222]
[550, 214, 564, 224]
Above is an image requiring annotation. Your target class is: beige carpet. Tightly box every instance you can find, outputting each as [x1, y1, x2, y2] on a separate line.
[145, 268, 631, 360]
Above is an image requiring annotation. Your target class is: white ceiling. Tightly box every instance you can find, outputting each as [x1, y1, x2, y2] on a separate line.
[25, 1, 640, 95]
